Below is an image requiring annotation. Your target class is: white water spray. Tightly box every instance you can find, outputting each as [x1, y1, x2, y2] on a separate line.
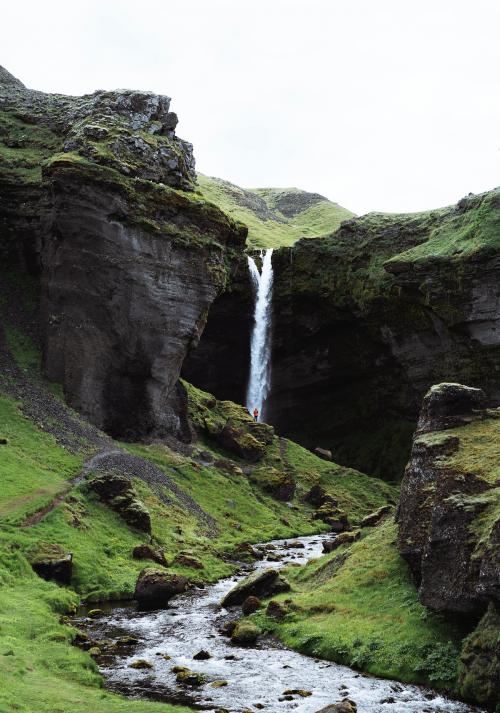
[246, 249, 274, 422]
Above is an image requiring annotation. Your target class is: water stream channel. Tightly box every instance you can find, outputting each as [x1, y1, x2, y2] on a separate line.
[75, 534, 482, 713]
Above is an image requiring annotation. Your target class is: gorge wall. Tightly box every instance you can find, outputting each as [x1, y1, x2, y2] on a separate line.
[185, 189, 500, 479]
[0, 66, 246, 440]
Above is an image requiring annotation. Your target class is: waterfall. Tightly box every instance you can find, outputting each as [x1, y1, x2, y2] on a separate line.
[246, 248, 274, 422]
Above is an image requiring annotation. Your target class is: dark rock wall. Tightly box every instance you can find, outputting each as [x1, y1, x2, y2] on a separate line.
[0, 67, 246, 441]
[269, 194, 500, 479]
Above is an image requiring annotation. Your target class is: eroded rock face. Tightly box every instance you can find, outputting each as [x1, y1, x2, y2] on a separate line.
[396, 383, 500, 615]
[0, 67, 246, 440]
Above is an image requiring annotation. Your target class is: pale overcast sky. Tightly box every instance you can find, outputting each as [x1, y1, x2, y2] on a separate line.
[3, 0, 499, 215]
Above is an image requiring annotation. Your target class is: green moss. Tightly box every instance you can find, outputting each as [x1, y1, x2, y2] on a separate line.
[253, 520, 464, 692]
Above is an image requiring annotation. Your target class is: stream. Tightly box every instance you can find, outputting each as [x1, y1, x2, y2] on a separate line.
[75, 534, 482, 713]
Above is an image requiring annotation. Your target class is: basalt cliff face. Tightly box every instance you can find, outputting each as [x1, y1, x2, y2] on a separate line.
[0, 66, 246, 439]
[397, 382, 500, 709]
[187, 191, 500, 479]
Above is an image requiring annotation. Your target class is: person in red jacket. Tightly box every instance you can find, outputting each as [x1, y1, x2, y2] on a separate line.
[253, 407, 259, 422]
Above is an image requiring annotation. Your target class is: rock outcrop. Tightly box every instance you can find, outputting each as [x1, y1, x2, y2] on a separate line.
[0, 66, 246, 441]
[397, 383, 500, 615]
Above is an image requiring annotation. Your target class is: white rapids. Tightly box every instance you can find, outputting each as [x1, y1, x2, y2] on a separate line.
[78, 534, 484, 713]
[246, 248, 274, 422]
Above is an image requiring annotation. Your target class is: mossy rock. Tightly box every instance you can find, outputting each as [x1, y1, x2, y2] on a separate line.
[458, 602, 500, 708]
[231, 620, 261, 646]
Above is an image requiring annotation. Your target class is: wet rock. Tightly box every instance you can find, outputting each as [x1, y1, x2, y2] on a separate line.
[193, 649, 211, 660]
[116, 635, 139, 646]
[221, 568, 290, 607]
[134, 568, 188, 609]
[132, 543, 167, 566]
[284, 689, 313, 697]
[315, 700, 357, 713]
[242, 596, 261, 615]
[211, 680, 228, 688]
[230, 620, 261, 646]
[322, 531, 360, 553]
[360, 505, 393, 528]
[220, 620, 238, 637]
[285, 540, 305, 549]
[314, 447, 333, 461]
[27, 543, 73, 585]
[129, 659, 153, 669]
[87, 608, 103, 618]
[234, 541, 262, 560]
[175, 668, 206, 686]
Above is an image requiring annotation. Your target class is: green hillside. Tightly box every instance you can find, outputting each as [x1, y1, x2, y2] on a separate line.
[197, 174, 355, 248]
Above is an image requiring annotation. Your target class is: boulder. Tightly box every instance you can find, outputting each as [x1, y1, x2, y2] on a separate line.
[315, 701, 357, 713]
[87, 472, 151, 533]
[314, 447, 332, 461]
[132, 544, 167, 566]
[27, 543, 73, 585]
[417, 383, 487, 433]
[359, 505, 393, 528]
[173, 553, 203, 569]
[176, 668, 206, 686]
[322, 531, 360, 553]
[230, 621, 261, 646]
[213, 418, 267, 462]
[314, 505, 349, 532]
[266, 600, 288, 620]
[134, 568, 188, 609]
[242, 596, 261, 615]
[304, 484, 337, 508]
[221, 568, 290, 607]
[193, 649, 211, 660]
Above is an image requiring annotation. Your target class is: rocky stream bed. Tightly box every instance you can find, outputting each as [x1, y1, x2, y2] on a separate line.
[74, 535, 484, 713]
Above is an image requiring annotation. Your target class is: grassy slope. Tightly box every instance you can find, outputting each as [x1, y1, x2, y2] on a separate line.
[0, 327, 395, 713]
[197, 174, 355, 248]
[253, 519, 466, 694]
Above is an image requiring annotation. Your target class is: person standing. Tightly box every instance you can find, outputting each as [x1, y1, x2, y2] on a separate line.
[253, 407, 259, 422]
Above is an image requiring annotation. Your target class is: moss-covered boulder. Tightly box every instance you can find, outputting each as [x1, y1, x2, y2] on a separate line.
[230, 620, 261, 646]
[134, 568, 188, 609]
[27, 543, 73, 585]
[221, 568, 290, 607]
[87, 470, 151, 533]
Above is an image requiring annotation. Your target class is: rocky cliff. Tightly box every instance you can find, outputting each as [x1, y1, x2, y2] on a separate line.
[0, 66, 246, 439]
[186, 190, 500, 479]
[396, 382, 500, 709]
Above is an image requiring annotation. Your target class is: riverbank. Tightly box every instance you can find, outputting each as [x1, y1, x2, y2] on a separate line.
[74, 533, 481, 713]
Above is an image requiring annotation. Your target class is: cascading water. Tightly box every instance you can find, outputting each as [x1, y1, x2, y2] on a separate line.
[246, 248, 274, 422]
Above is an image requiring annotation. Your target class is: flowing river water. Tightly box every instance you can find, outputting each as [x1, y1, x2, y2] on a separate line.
[75, 534, 483, 713]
